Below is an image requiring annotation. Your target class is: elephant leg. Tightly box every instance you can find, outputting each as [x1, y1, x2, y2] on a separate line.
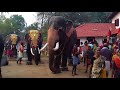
[68, 58, 73, 66]
[26, 52, 32, 65]
[15, 49, 17, 58]
[49, 51, 55, 72]
[66, 45, 73, 66]
[13, 48, 17, 58]
[39, 53, 41, 63]
[48, 51, 60, 74]
[68, 52, 73, 66]
[34, 53, 40, 65]
[61, 52, 69, 71]
[54, 54, 61, 74]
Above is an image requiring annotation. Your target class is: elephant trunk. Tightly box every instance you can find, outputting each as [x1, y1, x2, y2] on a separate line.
[47, 28, 60, 72]
[48, 51, 56, 72]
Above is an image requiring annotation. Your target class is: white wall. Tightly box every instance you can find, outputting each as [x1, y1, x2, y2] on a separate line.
[112, 12, 120, 29]
[95, 37, 103, 45]
[79, 37, 103, 46]
[79, 37, 87, 44]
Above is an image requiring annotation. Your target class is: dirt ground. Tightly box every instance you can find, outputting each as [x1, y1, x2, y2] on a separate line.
[1, 56, 111, 78]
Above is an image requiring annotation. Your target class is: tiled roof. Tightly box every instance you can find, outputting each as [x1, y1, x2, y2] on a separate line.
[76, 23, 117, 37]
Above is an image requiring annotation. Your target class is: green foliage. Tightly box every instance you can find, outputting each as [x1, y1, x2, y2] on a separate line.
[0, 14, 26, 37]
[10, 15, 26, 33]
[40, 22, 49, 41]
[26, 22, 39, 31]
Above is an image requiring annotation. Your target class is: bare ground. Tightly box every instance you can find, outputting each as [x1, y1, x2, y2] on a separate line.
[1, 56, 110, 78]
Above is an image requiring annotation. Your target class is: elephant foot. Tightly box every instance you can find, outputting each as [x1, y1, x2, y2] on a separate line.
[68, 60, 73, 66]
[68, 63, 73, 66]
[51, 68, 61, 74]
[26, 61, 33, 65]
[61, 67, 69, 71]
[52, 69, 61, 74]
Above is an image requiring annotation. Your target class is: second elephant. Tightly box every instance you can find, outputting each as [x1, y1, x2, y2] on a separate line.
[25, 30, 43, 65]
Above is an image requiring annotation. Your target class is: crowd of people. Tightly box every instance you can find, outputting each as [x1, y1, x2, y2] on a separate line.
[1, 34, 120, 78]
[71, 38, 120, 78]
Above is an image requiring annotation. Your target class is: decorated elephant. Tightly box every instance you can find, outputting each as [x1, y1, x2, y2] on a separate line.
[5, 34, 20, 58]
[0, 34, 4, 78]
[25, 30, 45, 65]
[47, 16, 77, 74]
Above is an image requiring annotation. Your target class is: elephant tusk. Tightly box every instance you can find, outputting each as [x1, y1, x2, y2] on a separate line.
[53, 42, 59, 51]
[31, 48, 34, 56]
[38, 48, 41, 54]
[39, 43, 48, 51]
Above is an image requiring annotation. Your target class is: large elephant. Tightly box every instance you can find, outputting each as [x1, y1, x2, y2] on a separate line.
[5, 34, 20, 58]
[25, 30, 44, 65]
[0, 34, 4, 78]
[47, 16, 77, 74]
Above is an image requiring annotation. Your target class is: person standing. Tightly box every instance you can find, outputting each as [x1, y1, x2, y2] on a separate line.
[101, 43, 112, 77]
[85, 45, 94, 73]
[72, 44, 80, 76]
[111, 49, 120, 78]
[91, 47, 106, 78]
[83, 41, 88, 66]
[17, 42, 24, 64]
[79, 42, 84, 62]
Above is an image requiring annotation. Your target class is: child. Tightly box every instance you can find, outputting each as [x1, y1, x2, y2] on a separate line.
[17, 42, 24, 64]
[72, 44, 80, 76]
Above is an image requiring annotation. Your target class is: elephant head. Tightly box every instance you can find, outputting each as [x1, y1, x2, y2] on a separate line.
[5, 34, 20, 57]
[25, 30, 44, 65]
[48, 16, 67, 51]
[10, 34, 18, 45]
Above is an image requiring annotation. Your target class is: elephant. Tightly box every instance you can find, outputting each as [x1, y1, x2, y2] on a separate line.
[0, 34, 4, 78]
[5, 34, 20, 58]
[47, 16, 77, 74]
[25, 30, 44, 65]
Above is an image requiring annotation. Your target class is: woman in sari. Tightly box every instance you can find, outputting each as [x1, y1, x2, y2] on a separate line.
[111, 49, 120, 78]
[91, 47, 106, 78]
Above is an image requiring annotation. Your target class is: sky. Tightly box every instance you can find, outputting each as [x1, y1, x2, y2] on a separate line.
[4, 12, 37, 26]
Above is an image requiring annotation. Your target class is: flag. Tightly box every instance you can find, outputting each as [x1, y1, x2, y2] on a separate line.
[107, 29, 111, 37]
[118, 28, 120, 35]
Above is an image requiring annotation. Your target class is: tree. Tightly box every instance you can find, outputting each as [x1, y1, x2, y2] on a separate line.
[10, 15, 26, 34]
[0, 14, 26, 38]
[40, 22, 49, 41]
[37, 12, 53, 28]
[26, 22, 39, 31]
